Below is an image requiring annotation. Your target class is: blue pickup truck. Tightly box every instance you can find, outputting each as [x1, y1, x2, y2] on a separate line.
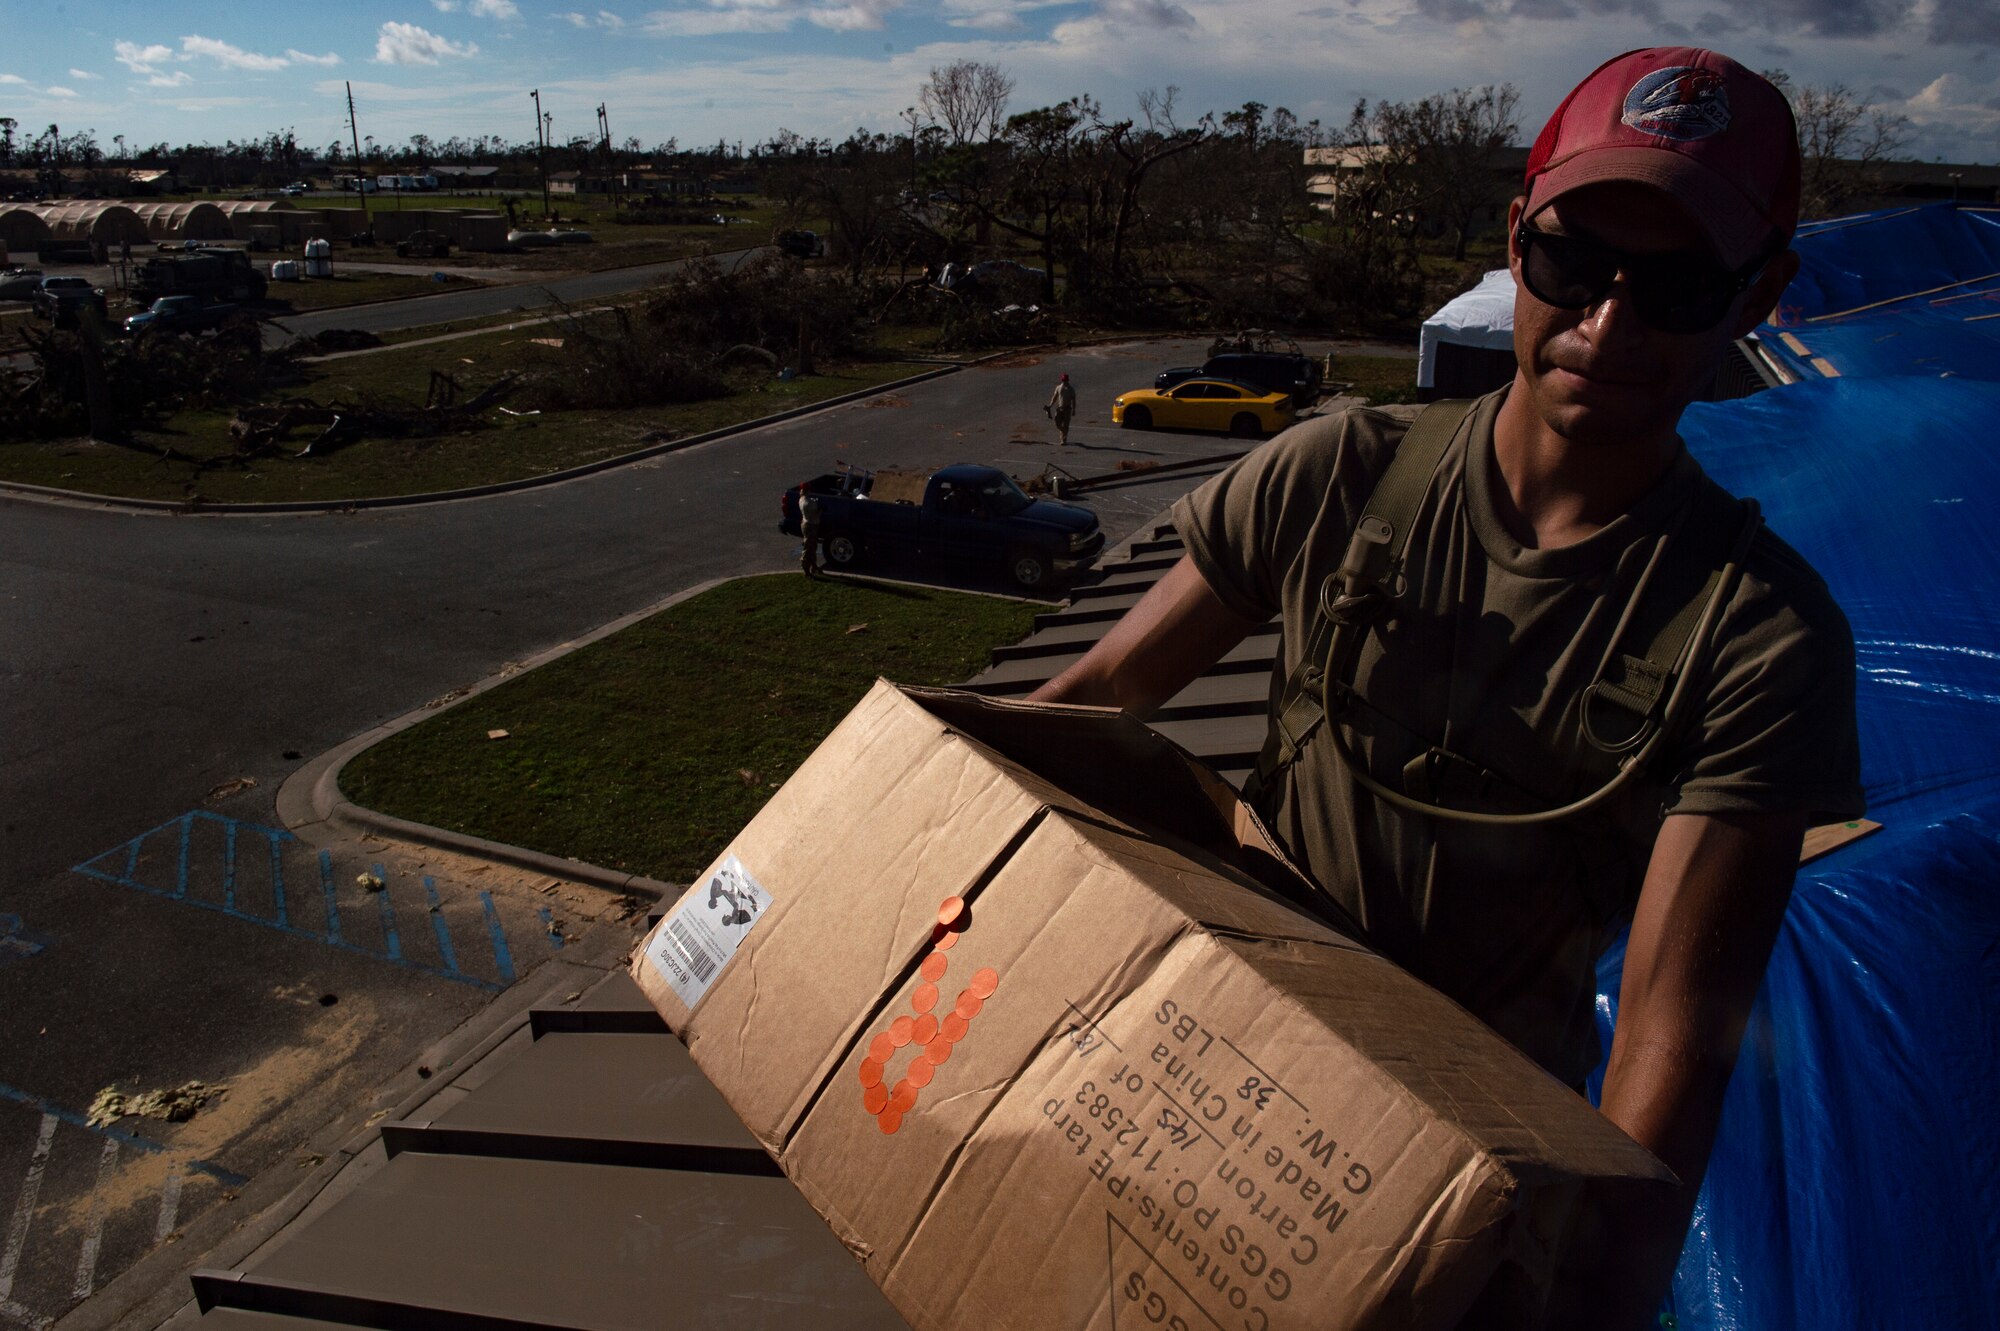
[780, 463, 1103, 590]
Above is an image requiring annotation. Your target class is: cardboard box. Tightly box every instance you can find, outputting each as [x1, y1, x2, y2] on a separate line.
[633, 682, 1670, 1330]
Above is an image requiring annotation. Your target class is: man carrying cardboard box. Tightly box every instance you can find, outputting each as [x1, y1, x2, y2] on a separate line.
[1032, 47, 1863, 1324]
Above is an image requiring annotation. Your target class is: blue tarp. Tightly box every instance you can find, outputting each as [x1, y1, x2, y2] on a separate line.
[1760, 203, 2000, 382]
[1588, 374, 2000, 1328]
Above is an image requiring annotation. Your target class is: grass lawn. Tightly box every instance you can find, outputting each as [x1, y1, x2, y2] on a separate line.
[1336, 354, 1422, 407]
[341, 575, 1039, 884]
[0, 325, 933, 503]
[263, 270, 476, 313]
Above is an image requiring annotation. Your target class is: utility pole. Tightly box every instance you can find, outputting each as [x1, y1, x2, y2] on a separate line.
[531, 88, 549, 220]
[346, 81, 370, 229]
[597, 102, 618, 208]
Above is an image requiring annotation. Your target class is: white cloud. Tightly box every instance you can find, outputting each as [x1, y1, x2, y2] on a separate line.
[954, 10, 1025, 28]
[46, 86, 78, 98]
[560, 7, 626, 25]
[432, 0, 460, 10]
[149, 70, 195, 87]
[287, 49, 343, 66]
[808, 0, 904, 28]
[68, 68, 102, 80]
[374, 21, 481, 64]
[599, 8, 627, 26]
[562, 11, 591, 25]
[469, 0, 522, 16]
[639, 5, 801, 35]
[114, 41, 175, 75]
[0, 74, 27, 84]
[180, 35, 290, 71]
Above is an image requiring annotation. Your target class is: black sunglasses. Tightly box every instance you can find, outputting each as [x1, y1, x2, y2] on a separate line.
[1515, 223, 1773, 335]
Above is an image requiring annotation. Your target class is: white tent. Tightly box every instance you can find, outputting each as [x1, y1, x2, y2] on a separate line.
[1418, 267, 1516, 391]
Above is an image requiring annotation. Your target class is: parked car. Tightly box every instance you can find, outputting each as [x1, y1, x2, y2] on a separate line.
[1153, 350, 1323, 406]
[0, 267, 45, 301]
[775, 229, 824, 258]
[1111, 378, 1296, 437]
[123, 295, 238, 336]
[779, 463, 1102, 590]
[30, 275, 108, 326]
[395, 229, 454, 259]
[935, 259, 1045, 302]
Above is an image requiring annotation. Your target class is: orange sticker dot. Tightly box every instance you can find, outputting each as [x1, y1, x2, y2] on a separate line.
[868, 1034, 894, 1063]
[859, 1059, 884, 1089]
[924, 1038, 954, 1066]
[889, 1081, 917, 1113]
[864, 1083, 889, 1114]
[955, 991, 984, 1020]
[920, 953, 948, 983]
[938, 896, 965, 927]
[931, 926, 962, 952]
[913, 1014, 939, 1046]
[889, 1017, 914, 1047]
[878, 1109, 902, 1135]
[941, 1012, 969, 1043]
[913, 983, 938, 1014]
[970, 967, 999, 999]
[907, 1059, 935, 1089]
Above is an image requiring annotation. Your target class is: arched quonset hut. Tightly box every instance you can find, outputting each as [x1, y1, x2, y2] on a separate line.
[0, 205, 56, 258]
[126, 201, 233, 243]
[214, 199, 295, 241]
[27, 202, 151, 254]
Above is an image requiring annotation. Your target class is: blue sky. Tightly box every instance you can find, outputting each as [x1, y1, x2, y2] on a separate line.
[3, 0, 1996, 161]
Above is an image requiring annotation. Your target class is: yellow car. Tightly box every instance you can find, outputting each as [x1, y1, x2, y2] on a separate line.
[1111, 378, 1295, 437]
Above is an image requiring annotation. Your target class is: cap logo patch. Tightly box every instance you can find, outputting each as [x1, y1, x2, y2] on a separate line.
[1621, 66, 1730, 142]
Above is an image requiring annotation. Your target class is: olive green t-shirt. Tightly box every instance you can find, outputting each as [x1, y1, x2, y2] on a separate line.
[1172, 389, 1864, 1084]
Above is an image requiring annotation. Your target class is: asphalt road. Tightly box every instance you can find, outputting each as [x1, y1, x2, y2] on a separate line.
[0, 336, 1388, 1324]
[265, 247, 759, 344]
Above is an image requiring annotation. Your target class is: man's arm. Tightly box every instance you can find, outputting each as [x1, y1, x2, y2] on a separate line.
[1029, 555, 1263, 717]
[1553, 807, 1807, 1327]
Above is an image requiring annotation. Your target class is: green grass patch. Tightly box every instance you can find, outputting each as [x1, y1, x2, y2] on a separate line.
[341, 575, 1038, 883]
[0, 341, 931, 503]
[1335, 354, 1422, 407]
[264, 271, 475, 313]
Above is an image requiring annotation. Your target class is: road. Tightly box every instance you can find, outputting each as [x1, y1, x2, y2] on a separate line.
[0, 337, 1388, 1325]
[265, 248, 759, 344]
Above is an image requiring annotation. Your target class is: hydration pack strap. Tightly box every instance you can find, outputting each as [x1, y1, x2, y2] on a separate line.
[1242, 399, 1475, 809]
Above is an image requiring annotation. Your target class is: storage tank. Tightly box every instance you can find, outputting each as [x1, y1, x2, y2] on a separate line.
[303, 238, 334, 277]
[270, 259, 303, 282]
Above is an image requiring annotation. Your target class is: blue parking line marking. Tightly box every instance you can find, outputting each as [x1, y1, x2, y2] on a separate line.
[72, 813, 507, 993]
[0, 914, 50, 968]
[318, 850, 342, 944]
[0, 1080, 249, 1188]
[536, 906, 565, 951]
[374, 864, 401, 961]
[221, 821, 237, 912]
[480, 892, 515, 985]
[423, 876, 460, 974]
[269, 831, 287, 927]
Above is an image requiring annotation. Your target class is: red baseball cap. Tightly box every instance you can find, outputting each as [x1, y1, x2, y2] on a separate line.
[1523, 47, 1801, 269]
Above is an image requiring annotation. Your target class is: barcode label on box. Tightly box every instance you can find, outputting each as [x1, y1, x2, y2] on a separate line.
[646, 854, 772, 1009]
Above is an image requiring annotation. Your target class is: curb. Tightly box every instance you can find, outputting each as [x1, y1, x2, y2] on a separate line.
[0, 361, 966, 517]
[276, 577, 744, 901]
[276, 526, 1174, 906]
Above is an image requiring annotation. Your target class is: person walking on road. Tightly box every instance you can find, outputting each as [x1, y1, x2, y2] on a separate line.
[798, 493, 823, 578]
[1045, 373, 1077, 446]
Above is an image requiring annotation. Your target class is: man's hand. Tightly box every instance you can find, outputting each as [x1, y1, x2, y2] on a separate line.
[1549, 808, 1807, 1328]
[1029, 555, 1262, 717]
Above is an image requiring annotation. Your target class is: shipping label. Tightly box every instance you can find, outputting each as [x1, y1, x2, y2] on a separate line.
[1042, 996, 1380, 1331]
[645, 854, 772, 1009]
